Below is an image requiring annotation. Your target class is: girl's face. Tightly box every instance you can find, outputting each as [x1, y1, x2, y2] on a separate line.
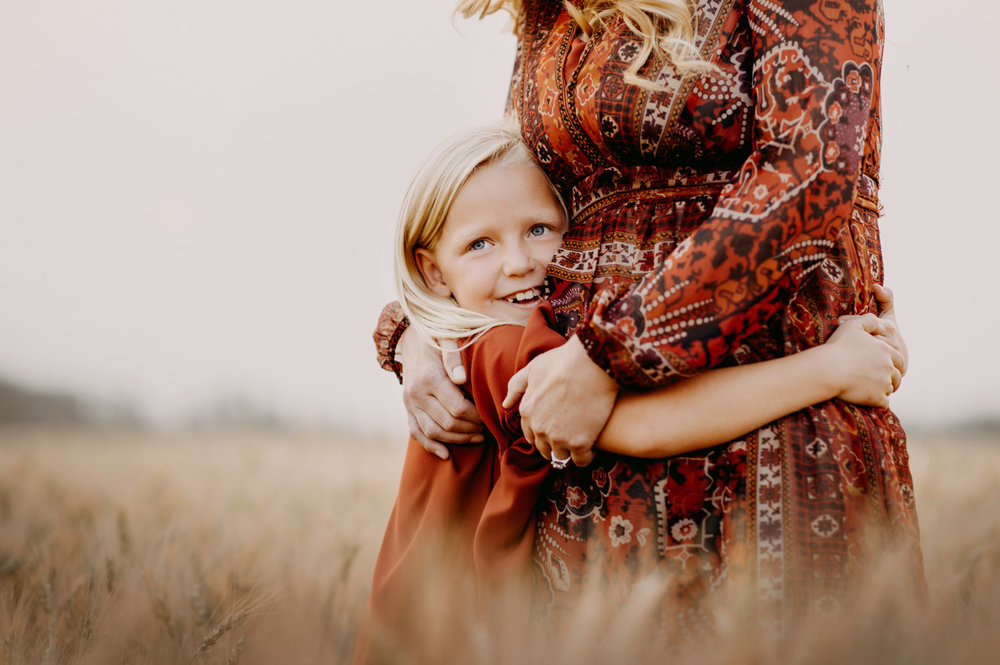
[415, 161, 567, 324]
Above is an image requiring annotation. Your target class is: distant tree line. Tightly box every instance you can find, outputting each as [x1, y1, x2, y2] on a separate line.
[0, 375, 96, 426]
[0, 374, 289, 431]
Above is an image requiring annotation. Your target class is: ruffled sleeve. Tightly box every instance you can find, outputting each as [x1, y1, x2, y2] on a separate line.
[373, 301, 408, 383]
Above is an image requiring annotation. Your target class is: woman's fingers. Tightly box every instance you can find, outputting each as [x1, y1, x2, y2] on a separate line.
[503, 366, 529, 410]
[421, 413, 484, 443]
[888, 347, 906, 378]
[508, 338, 617, 467]
[515, 364, 589, 466]
[856, 312, 887, 337]
[843, 310, 908, 377]
[874, 283, 894, 313]
[407, 413, 450, 460]
[404, 377, 483, 439]
[528, 426, 590, 468]
[568, 441, 596, 468]
[433, 381, 484, 430]
[412, 406, 479, 445]
[834, 291, 906, 402]
[398, 329, 484, 447]
[872, 284, 908, 374]
[521, 420, 552, 459]
[439, 339, 467, 385]
[549, 448, 574, 469]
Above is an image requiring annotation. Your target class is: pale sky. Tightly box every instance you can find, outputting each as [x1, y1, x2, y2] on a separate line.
[0, 0, 997, 435]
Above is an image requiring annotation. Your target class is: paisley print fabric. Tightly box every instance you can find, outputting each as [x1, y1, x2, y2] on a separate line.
[510, 0, 923, 630]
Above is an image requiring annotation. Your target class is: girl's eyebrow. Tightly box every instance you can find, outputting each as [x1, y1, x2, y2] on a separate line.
[448, 224, 491, 244]
[524, 210, 566, 223]
[447, 211, 566, 244]
[444, 224, 494, 250]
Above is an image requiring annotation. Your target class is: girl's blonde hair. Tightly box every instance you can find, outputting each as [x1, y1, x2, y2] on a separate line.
[456, 0, 712, 89]
[395, 124, 565, 345]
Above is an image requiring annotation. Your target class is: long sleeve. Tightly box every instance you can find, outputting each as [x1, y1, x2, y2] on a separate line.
[459, 306, 567, 594]
[575, 0, 885, 388]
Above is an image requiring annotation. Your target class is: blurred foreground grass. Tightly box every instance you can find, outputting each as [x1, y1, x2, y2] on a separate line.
[0, 427, 997, 664]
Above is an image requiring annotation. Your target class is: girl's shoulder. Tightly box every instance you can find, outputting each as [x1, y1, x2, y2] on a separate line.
[461, 303, 567, 401]
[460, 324, 529, 393]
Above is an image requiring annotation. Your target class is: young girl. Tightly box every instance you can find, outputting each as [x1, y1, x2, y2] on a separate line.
[353, 125, 904, 665]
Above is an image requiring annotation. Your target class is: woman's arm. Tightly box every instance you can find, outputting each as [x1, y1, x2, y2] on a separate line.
[374, 301, 485, 459]
[509, 0, 888, 463]
[598, 313, 903, 458]
[578, 0, 887, 387]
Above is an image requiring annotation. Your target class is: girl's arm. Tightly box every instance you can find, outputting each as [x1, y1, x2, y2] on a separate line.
[598, 307, 904, 458]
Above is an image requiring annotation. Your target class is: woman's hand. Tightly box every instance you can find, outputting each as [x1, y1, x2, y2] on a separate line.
[503, 336, 618, 468]
[398, 327, 484, 460]
[823, 314, 904, 408]
[831, 284, 907, 394]
[872, 283, 908, 378]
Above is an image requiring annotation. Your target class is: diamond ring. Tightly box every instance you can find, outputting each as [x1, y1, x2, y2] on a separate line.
[551, 453, 571, 470]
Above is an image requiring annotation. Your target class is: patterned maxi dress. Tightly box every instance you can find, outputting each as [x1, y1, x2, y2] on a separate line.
[375, 0, 923, 634]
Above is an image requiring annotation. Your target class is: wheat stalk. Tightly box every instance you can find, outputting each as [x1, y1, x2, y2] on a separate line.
[225, 631, 248, 665]
[190, 589, 270, 662]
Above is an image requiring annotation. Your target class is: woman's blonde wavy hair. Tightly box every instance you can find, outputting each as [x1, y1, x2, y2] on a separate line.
[456, 0, 711, 88]
[395, 124, 567, 347]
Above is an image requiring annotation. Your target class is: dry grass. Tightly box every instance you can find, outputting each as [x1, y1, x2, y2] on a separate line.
[0, 428, 399, 664]
[0, 427, 997, 664]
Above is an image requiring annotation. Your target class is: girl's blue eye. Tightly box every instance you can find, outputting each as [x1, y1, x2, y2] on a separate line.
[529, 225, 548, 237]
[469, 239, 487, 251]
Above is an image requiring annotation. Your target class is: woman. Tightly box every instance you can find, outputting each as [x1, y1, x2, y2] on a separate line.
[376, 0, 923, 632]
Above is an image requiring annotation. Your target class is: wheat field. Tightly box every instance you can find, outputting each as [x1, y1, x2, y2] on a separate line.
[0, 427, 997, 664]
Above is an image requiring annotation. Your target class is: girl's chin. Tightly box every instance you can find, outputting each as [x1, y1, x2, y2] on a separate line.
[494, 299, 542, 323]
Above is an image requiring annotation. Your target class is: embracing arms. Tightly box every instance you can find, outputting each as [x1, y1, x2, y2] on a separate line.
[598, 289, 905, 457]
[509, 0, 889, 460]
[375, 0, 889, 458]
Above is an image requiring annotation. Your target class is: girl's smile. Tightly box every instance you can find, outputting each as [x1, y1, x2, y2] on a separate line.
[415, 161, 567, 325]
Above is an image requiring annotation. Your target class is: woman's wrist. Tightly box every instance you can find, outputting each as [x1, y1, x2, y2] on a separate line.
[800, 344, 847, 402]
[573, 324, 650, 390]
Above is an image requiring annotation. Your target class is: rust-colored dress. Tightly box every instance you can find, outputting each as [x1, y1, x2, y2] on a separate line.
[375, 0, 923, 636]
[356, 308, 565, 665]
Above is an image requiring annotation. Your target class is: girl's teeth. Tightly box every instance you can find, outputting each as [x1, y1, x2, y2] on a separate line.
[508, 288, 540, 302]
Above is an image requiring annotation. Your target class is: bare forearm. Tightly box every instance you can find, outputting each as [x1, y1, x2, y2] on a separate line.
[597, 347, 838, 458]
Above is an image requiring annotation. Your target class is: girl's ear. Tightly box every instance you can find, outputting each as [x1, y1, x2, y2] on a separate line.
[414, 249, 452, 298]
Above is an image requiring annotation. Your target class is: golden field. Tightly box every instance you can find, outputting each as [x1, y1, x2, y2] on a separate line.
[0, 427, 998, 664]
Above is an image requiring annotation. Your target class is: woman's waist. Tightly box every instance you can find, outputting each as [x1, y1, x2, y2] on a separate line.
[565, 164, 738, 222]
[565, 165, 882, 223]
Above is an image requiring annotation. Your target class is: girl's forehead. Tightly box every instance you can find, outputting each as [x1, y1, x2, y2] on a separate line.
[452, 162, 562, 212]
[424, 161, 565, 250]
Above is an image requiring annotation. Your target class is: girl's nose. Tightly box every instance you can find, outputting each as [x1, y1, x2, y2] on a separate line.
[502, 243, 535, 276]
